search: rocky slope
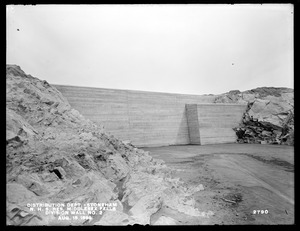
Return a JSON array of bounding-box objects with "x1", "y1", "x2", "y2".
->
[
  {"x1": 214, "y1": 88, "x2": 294, "y2": 145},
  {"x1": 6, "y1": 65, "x2": 210, "y2": 226}
]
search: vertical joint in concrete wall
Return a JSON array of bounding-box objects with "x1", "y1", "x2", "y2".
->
[
  {"x1": 196, "y1": 104, "x2": 248, "y2": 145},
  {"x1": 186, "y1": 104, "x2": 201, "y2": 145}
]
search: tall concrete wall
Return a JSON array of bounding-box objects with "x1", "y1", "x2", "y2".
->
[
  {"x1": 186, "y1": 104, "x2": 201, "y2": 145},
  {"x1": 54, "y1": 85, "x2": 217, "y2": 147},
  {"x1": 186, "y1": 104, "x2": 247, "y2": 145}
]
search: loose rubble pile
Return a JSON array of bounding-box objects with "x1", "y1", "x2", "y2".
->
[
  {"x1": 214, "y1": 88, "x2": 294, "y2": 145},
  {"x1": 6, "y1": 65, "x2": 211, "y2": 226}
]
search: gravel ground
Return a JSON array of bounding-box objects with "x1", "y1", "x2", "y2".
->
[{"x1": 143, "y1": 143, "x2": 294, "y2": 225}]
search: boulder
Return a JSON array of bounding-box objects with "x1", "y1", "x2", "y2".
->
[
  {"x1": 128, "y1": 194, "x2": 163, "y2": 225},
  {"x1": 94, "y1": 210, "x2": 132, "y2": 226},
  {"x1": 7, "y1": 183, "x2": 38, "y2": 204},
  {"x1": 187, "y1": 184, "x2": 205, "y2": 194},
  {"x1": 153, "y1": 216, "x2": 178, "y2": 225}
]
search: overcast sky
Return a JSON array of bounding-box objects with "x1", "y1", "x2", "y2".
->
[{"x1": 7, "y1": 4, "x2": 293, "y2": 95}]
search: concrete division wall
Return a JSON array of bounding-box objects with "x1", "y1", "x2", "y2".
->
[
  {"x1": 186, "y1": 104, "x2": 200, "y2": 145},
  {"x1": 186, "y1": 104, "x2": 247, "y2": 145},
  {"x1": 54, "y1": 85, "x2": 217, "y2": 147}
]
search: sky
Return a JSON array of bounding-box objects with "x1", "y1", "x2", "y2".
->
[{"x1": 6, "y1": 4, "x2": 293, "y2": 95}]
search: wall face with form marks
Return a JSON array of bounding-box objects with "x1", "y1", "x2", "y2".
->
[
  {"x1": 186, "y1": 104, "x2": 247, "y2": 145},
  {"x1": 186, "y1": 104, "x2": 201, "y2": 145},
  {"x1": 54, "y1": 84, "x2": 246, "y2": 147}
]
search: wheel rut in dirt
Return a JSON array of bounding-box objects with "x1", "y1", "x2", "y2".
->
[{"x1": 144, "y1": 144, "x2": 294, "y2": 224}]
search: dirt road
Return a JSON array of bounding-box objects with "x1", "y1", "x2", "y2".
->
[{"x1": 143, "y1": 144, "x2": 294, "y2": 225}]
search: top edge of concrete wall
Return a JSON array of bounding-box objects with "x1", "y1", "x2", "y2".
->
[
  {"x1": 186, "y1": 103, "x2": 248, "y2": 106},
  {"x1": 52, "y1": 84, "x2": 219, "y2": 98}
]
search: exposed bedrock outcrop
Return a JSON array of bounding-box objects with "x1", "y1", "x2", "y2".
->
[
  {"x1": 6, "y1": 65, "x2": 209, "y2": 226},
  {"x1": 214, "y1": 88, "x2": 294, "y2": 145}
]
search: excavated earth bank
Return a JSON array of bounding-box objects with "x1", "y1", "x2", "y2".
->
[{"x1": 6, "y1": 65, "x2": 213, "y2": 226}]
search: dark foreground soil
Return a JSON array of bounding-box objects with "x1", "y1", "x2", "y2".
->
[{"x1": 143, "y1": 144, "x2": 294, "y2": 225}]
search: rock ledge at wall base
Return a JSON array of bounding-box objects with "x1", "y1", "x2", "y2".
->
[{"x1": 215, "y1": 88, "x2": 294, "y2": 146}]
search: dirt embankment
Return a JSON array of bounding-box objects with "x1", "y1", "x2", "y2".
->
[{"x1": 6, "y1": 65, "x2": 211, "y2": 226}]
